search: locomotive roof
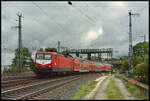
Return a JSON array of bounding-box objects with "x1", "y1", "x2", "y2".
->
[
  {"x1": 36, "y1": 51, "x2": 58, "y2": 54},
  {"x1": 36, "y1": 51, "x2": 73, "y2": 58}
]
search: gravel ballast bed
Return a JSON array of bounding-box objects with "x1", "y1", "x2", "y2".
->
[{"x1": 33, "y1": 73, "x2": 101, "y2": 100}]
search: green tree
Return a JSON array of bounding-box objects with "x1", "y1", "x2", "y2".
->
[
  {"x1": 133, "y1": 42, "x2": 149, "y2": 57},
  {"x1": 3, "y1": 67, "x2": 8, "y2": 74},
  {"x1": 38, "y1": 48, "x2": 44, "y2": 52},
  {"x1": 133, "y1": 56, "x2": 143, "y2": 67},
  {"x1": 12, "y1": 47, "x2": 32, "y2": 72},
  {"x1": 144, "y1": 54, "x2": 149, "y2": 63},
  {"x1": 45, "y1": 47, "x2": 57, "y2": 52},
  {"x1": 120, "y1": 58, "x2": 130, "y2": 72},
  {"x1": 132, "y1": 42, "x2": 149, "y2": 84},
  {"x1": 61, "y1": 50, "x2": 67, "y2": 55},
  {"x1": 11, "y1": 66, "x2": 17, "y2": 73},
  {"x1": 134, "y1": 63, "x2": 149, "y2": 84}
]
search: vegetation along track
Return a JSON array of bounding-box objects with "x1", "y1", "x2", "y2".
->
[{"x1": 1, "y1": 75, "x2": 82, "y2": 100}]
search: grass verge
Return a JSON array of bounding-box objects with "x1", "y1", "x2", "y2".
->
[
  {"x1": 106, "y1": 78, "x2": 124, "y2": 100},
  {"x1": 120, "y1": 78, "x2": 149, "y2": 100},
  {"x1": 71, "y1": 80, "x2": 97, "y2": 100},
  {"x1": 90, "y1": 76, "x2": 109, "y2": 100}
]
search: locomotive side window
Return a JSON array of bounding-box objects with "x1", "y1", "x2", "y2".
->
[
  {"x1": 37, "y1": 54, "x2": 43, "y2": 59},
  {"x1": 55, "y1": 55, "x2": 57, "y2": 60},
  {"x1": 44, "y1": 54, "x2": 51, "y2": 60}
]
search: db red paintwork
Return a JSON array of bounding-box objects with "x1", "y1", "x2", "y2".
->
[{"x1": 34, "y1": 52, "x2": 113, "y2": 77}]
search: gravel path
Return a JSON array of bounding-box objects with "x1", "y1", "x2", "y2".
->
[
  {"x1": 94, "y1": 77, "x2": 110, "y2": 100},
  {"x1": 113, "y1": 78, "x2": 136, "y2": 100},
  {"x1": 32, "y1": 73, "x2": 101, "y2": 100}
]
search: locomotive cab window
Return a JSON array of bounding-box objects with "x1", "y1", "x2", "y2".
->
[
  {"x1": 55, "y1": 55, "x2": 57, "y2": 60},
  {"x1": 36, "y1": 54, "x2": 43, "y2": 59},
  {"x1": 44, "y1": 54, "x2": 51, "y2": 60},
  {"x1": 36, "y1": 54, "x2": 51, "y2": 60}
]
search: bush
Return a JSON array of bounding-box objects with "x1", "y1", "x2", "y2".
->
[
  {"x1": 120, "y1": 58, "x2": 129, "y2": 73},
  {"x1": 144, "y1": 55, "x2": 149, "y2": 63},
  {"x1": 3, "y1": 67, "x2": 8, "y2": 74},
  {"x1": 23, "y1": 67, "x2": 30, "y2": 73},
  {"x1": 121, "y1": 78, "x2": 149, "y2": 100},
  {"x1": 134, "y1": 63, "x2": 149, "y2": 84},
  {"x1": 11, "y1": 66, "x2": 17, "y2": 73},
  {"x1": 133, "y1": 56, "x2": 143, "y2": 67},
  {"x1": 2, "y1": 66, "x2": 32, "y2": 74}
]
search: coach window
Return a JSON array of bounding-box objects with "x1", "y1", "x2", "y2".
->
[{"x1": 76, "y1": 63, "x2": 79, "y2": 66}]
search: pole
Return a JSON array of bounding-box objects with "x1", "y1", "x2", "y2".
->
[
  {"x1": 58, "y1": 41, "x2": 60, "y2": 53},
  {"x1": 129, "y1": 11, "x2": 132, "y2": 69},
  {"x1": 128, "y1": 11, "x2": 139, "y2": 69},
  {"x1": 17, "y1": 13, "x2": 23, "y2": 72},
  {"x1": 111, "y1": 48, "x2": 113, "y2": 65}
]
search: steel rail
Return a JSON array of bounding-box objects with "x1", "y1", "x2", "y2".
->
[
  {"x1": 2, "y1": 75, "x2": 36, "y2": 81},
  {"x1": 2, "y1": 75, "x2": 81, "y2": 100},
  {"x1": 1, "y1": 78, "x2": 41, "y2": 89}
]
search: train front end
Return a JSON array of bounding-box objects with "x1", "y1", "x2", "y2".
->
[{"x1": 34, "y1": 52, "x2": 53, "y2": 77}]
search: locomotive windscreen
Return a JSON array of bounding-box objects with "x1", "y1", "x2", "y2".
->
[
  {"x1": 36, "y1": 54, "x2": 51, "y2": 60},
  {"x1": 36, "y1": 53, "x2": 52, "y2": 65}
]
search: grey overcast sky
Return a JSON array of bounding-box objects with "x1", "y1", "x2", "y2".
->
[{"x1": 2, "y1": 1, "x2": 149, "y2": 65}]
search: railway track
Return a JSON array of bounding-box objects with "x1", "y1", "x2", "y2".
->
[
  {"x1": 1, "y1": 75, "x2": 81, "y2": 100},
  {"x1": 2, "y1": 77, "x2": 44, "y2": 89},
  {"x1": 2, "y1": 74, "x2": 36, "y2": 81},
  {"x1": 2, "y1": 74, "x2": 39, "y2": 89},
  {"x1": 2, "y1": 72, "x2": 34, "y2": 77},
  {"x1": 2, "y1": 73, "x2": 82, "y2": 89}
]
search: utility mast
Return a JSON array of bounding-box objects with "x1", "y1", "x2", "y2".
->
[
  {"x1": 17, "y1": 13, "x2": 23, "y2": 72},
  {"x1": 128, "y1": 11, "x2": 139, "y2": 68},
  {"x1": 58, "y1": 41, "x2": 60, "y2": 53}
]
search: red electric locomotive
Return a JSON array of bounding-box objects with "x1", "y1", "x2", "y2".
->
[
  {"x1": 34, "y1": 51, "x2": 113, "y2": 77},
  {"x1": 34, "y1": 52, "x2": 73, "y2": 77}
]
